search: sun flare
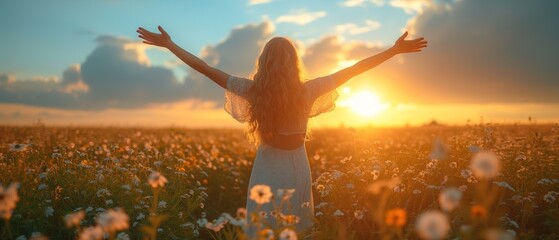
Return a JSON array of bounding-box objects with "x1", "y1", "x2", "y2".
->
[{"x1": 338, "y1": 87, "x2": 390, "y2": 117}]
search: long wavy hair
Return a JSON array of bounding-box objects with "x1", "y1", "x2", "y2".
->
[{"x1": 246, "y1": 37, "x2": 307, "y2": 144}]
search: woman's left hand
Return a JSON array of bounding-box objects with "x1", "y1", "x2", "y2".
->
[{"x1": 392, "y1": 31, "x2": 428, "y2": 54}]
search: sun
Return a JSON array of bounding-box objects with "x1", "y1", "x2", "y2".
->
[{"x1": 338, "y1": 87, "x2": 390, "y2": 117}]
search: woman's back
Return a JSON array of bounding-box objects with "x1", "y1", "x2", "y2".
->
[{"x1": 224, "y1": 74, "x2": 339, "y2": 149}]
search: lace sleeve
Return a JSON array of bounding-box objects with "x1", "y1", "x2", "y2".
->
[
  {"x1": 305, "y1": 75, "x2": 339, "y2": 118},
  {"x1": 224, "y1": 75, "x2": 252, "y2": 123}
]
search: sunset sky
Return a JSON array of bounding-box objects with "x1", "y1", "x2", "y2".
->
[{"x1": 1, "y1": 0, "x2": 558, "y2": 128}]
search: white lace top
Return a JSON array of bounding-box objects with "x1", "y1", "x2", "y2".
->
[{"x1": 224, "y1": 75, "x2": 339, "y2": 135}]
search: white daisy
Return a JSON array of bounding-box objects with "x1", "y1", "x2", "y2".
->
[
  {"x1": 415, "y1": 210, "x2": 450, "y2": 240},
  {"x1": 9, "y1": 143, "x2": 28, "y2": 152},
  {"x1": 279, "y1": 228, "x2": 297, "y2": 240},
  {"x1": 97, "y1": 208, "x2": 130, "y2": 232},
  {"x1": 148, "y1": 172, "x2": 168, "y2": 189},
  {"x1": 470, "y1": 151, "x2": 500, "y2": 179},
  {"x1": 249, "y1": 185, "x2": 272, "y2": 205},
  {"x1": 438, "y1": 188, "x2": 462, "y2": 212}
]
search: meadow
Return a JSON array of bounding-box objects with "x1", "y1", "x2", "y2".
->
[{"x1": 0, "y1": 123, "x2": 558, "y2": 239}]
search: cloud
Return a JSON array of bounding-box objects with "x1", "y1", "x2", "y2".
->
[
  {"x1": 299, "y1": 35, "x2": 389, "y2": 86},
  {"x1": 0, "y1": 73, "x2": 16, "y2": 87},
  {"x1": 182, "y1": 20, "x2": 276, "y2": 102},
  {"x1": 344, "y1": 41, "x2": 385, "y2": 60},
  {"x1": 301, "y1": 36, "x2": 346, "y2": 77},
  {"x1": 341, "y1": 0, "x2": 385, "y2": 7},
  {"x1": 381, "y1": 0, "x2": 559, "y2": 103},
  {"x1": 389, "y1": 0, "x2": 435, "y2": 14},
  {"x1": 60, "y1": 64, "x2": 89, "y2": 94},
  {"x1": 0, "y1": 35, "x2": 187, "y2": 109},
  {"x1": 340, "y1": 0, "x2": 367, "y2": 7},
  {"x1": 340, "y1": 0, "x2": 436, "y2": 12},
  {"x1": 302, "y1": 0, "x2": 559, "y2": 104},
  {"x1": 0, "y1": 64, "x2": 88, "y2": 108},
  {"x1": 0, "y1": 72, "x2": 82, "y2": 109},
  {"x1": 336, "y1": 20, "x2": 381, "y2": 35},
  {"x1": 276, "y1": 9, "x2": 327, "y2": 25},
  {"x1": 79, "y1": 35, "x2": 186, "y2": 108},
  {"x1": 249, "y1": 0, "x2": 271, "y2": 5},
  {"x1": 371, "y1": 0, "x2": 385, "y2": 6}
]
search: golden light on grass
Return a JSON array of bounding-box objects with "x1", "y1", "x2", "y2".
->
[{"x1": 337, "y1": 87, "x2": 390, "y2": 117}]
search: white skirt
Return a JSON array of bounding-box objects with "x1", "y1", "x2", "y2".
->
[{"x1": 244, "y1": 143, "x2": 315, "y2": 236}]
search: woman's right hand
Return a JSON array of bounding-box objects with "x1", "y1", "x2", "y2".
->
[
  {"x1": 137, "y1": 25, "x2": 173, "y2": 48},
  {"x1": 392, "y1": 31, "x2": 428, "y2": 54}
]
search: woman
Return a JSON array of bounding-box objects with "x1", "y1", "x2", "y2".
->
[{"x1": 137, "y1": 26, "x2": 427, "y2": 236}]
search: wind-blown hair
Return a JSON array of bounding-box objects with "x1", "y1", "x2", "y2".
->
[{"x1": 246, "y1": 37, "x2": 307, "y2": 144}]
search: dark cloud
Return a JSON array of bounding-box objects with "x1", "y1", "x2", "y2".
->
[
  {"x1": 0, "y1": 72, "x2": 81, "y2": 109},
  {"x1": 60, "y1": 64, "x2": 89, "y2": 94},
  {"x1": 293, "y1": 0, "x2": 559, "y2": 104},
  {"x1": 80, "y1": 35, "x2": 185, "y2": 108},
  {"x1": 380, "y1": 0, "x2": 559, "y2": 103},
  {"x1": 61, "y1": 65, "x2": 82, "y2": 86},
  {"x1": 0, "y1": 35, "x2": 187, "y2": 109},
  {"x1": 0, "y1": 73, "x2": 15, "y2": 86}
]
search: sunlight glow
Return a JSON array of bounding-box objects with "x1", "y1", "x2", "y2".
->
[
  {"x1": 335, "y1": 60, "x2": 358, "y2": 72},
  {"x1": 338, "y1": 88, "x2": 390, "y2": 117}
]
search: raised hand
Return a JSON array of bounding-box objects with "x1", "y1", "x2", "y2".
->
[
  {"x1": 137, "y1": 26, "x2": 173, "y2": 48},
  {"x1": 392, "y1": 31, "x2": 428, "y2": 54}
]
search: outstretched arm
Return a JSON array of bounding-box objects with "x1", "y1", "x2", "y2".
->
[
  {"x1": 330, "y1": 31, "x2": 427, "y2": 87},
  {"x1": 137, "y1": 26, "x2": 229, "y2": 89}
]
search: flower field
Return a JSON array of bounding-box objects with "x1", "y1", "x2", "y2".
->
[{"x1": 1, "y1": 124, "x2": 558, "y2": 239}]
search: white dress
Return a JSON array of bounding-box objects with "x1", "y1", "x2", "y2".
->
[{"x1": 224, "y1": 75, "x2": 338, "y2": 236}]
